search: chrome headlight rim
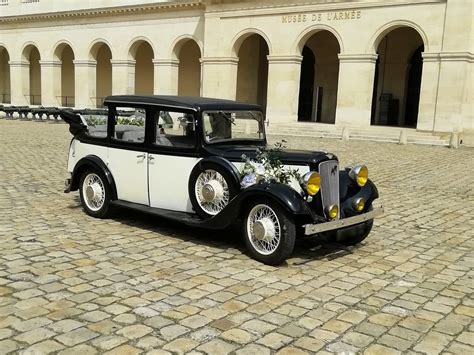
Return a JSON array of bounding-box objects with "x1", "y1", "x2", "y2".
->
[
  {"x1": 349, "y1": 164, "x2": 369, "y2": 187},
  {"x1": 301, "y1": 171, "x2": 321, "y2": 196},
  {"x1": 352, "y1": 197, "x2": 366, "y2": 212}
]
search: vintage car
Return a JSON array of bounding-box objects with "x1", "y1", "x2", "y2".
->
[{"x1": 61, "y1": 95, "x2": 383, "y2": 265}]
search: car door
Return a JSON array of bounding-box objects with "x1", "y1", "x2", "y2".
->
[
  {"x1": 148, "y1": 109, "x2": 200, "y2": 213},
  {"x1": 106, "y1": 105, "x2": 149, "y2": 205}
]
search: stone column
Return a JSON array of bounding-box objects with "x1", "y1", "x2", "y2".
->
[
  {"x1": 110, "y1": 60, "x2": 135, "y2": 96},
  {"x1": 335, "y1": 54, "x2": 378, "y2": 127},
  {"x1": 73, "y1": 60, "x2": 96, "y2": 108},
  {"x1": 265, "y1": 55, "x2": 303, "y2": 124},
  {"x1": 8, "y1": 60, "x2": 29, "y2": 106},
  {"x1": 201, "y1": 57, "x2": 239, "y2": 100},
  {"x1": 153, "y1": 59, "x2": 179, "y2": 95},
  {"x1": 40, "y1": 60, "x2": 61, "y2": 107},
  {"x1": 417, "y1": 52, "x2": 440, "y2": 131}
]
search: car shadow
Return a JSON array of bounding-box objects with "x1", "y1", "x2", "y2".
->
[{"x1": 105, "y1": 206, "x2": 359, "y2": 265}]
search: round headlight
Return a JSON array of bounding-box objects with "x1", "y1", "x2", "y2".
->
[
  {"x1": 349, "y1": 165, "x2": 369, "y2": 187},
  {"x1": 353, "y1": 197, "x2": 365, "y2": 212},
  {"x1": 302, "y1": 172, "x2": 320, "y2": 196},
  {"x1": 326, "y1": 205, "x2": 339, "y2": 220}
]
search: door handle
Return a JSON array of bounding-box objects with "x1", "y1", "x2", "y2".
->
[
  {"x1": 136, "y1": 153, "x2": 146, "y2": 159},
  {"x1": 148, "y1": 156, "x2": 155, "y2": 161}
]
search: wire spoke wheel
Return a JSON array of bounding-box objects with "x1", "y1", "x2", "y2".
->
[
  {"x1": 247, "y1": 204, "x2": 281, "y2": 255},
  {"x1": 82, "y1": 173, "x2": 106, "y2": 212},
  {"x1": 195, "y1": 169, "x2": 230, "y2": 215}
]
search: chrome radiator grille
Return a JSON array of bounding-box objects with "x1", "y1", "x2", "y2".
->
[{"x1": 319, "y1": 160, "x2": 340, "y2": 219}]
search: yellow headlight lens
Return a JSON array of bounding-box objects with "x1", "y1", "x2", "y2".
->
[
  {"x1": 353, "y1": 198, "x2": 365, "y2": 212},
  {"x1": 350, "y1": 165, "x2": 369, "y2": 187},
  {"x1": 327, "y1": 205, "x2": 339, "y2": 219},
  {"x1": 303, "y1": 172, "x2": 321, "y2": 196}
]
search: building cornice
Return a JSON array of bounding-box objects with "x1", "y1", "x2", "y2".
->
[
  {"x1": 422, "y1": 52, "x2": 474, "y2": 63},
  {"x1": 267, "y1": 55, "x2": 303, "y2": 64},
  {"x1": 0, "y1": 1, "x2": 203, "y2": 24},
  {"x1": 200, "y1": 57, "x2": 239, "y2": 65},
  {"x1": 338, "y1": 54, "x2": 378, "y2": 63}
]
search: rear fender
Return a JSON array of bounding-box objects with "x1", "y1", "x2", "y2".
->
[{"x1": 70, "y1": 155, "x2": 117, "y2": 199}]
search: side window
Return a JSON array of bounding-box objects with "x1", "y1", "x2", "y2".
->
[
  {"x1": 155, "y1": 110, "x2": 196, "y2": 148},
  {"x1": 113, "y1": 107, "x2": 146, "y2": 143},
  {"x1": 81, "y1": 110, "x2": 108, "y2": 138}
]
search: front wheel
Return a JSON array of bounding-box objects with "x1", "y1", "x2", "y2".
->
[
  {"x1": 243, "y1": 199, "x2": 296, "y2": 265},
  {"x1": 79, "y1": 169, "x2": 111, "y2": 218}
]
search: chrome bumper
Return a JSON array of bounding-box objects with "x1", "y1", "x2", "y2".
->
[{"x1": 304, "y1": 206, "x2": 384, "y2": 235}]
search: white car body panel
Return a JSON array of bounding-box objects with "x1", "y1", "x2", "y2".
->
[
  {"x1": 148, "y1": 154, "x2": 201, "y2": 213},
  {"x1": 107, "y1": 146, "x2": 149, "y2": 205},
  {"x1": 67, "y1": 140, "x2": 108, "y2": 173}
]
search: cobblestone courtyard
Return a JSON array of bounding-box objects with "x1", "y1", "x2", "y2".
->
[{"x1": 0, "y1": 120, "x2": 473, "y2": 354}]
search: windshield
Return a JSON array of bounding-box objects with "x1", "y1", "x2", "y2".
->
[{"x1": 203, "y1": 110, "x2": 265, "y2": 144}]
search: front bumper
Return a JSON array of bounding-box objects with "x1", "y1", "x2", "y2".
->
[{"x1": 303, "y1": 206, "x2": 384, "y2": 235}]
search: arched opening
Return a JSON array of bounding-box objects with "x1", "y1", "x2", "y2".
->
[
  {"x1": 55, "y1": 44, "x2": 75, "y2": 107},
  {"x1": 0, "y1": 47, "x2": 10, "y2": 104},
  {"x1": 297, "y1": 31, "x2": 340, "y2": 123},
  {"x1": 177, "y1": 40, "x2": 201, "y2": 97},
  {"x1": 235, "y1": 34, "x2": 269, "y2": 113},
  {"x1": 91, "y1": 42, "x2": 112, "y2": 108},
  {"x1": 370, "y1": 27, "x2": 424, "y2": 127},
  {"x1": 131, "y1": 41, "x2": 154, "y2": 95},
  {"x1": 22, "y1": 45, "x2": 41, "y2": 105}
]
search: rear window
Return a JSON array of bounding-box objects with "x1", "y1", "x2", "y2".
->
[{"x1": 81, "y1": 110, "x2": 108, "y2": 138}]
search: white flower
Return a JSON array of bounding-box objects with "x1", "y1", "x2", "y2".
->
[
  {"x1": 241, "y1": 173, "x2": 257, "y2": 188},
  {"x1": 255, "y1": 163, "x2": 265, "y2": 176}
]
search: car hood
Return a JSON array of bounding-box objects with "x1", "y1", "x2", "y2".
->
[{"x1": 203, "y1": 145, "x2": 337, "y2": 167}]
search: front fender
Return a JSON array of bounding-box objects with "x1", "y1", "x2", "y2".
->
[
  {"x1": 70, "y1": 155, "x2": 117, "y2": 199},
  {"x1": 339, "y1": 169, "x2": 379, "y2": 218}
]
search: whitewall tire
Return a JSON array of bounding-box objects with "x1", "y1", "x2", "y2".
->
[{"x1": 79, "y1": 169, "x2": 111, "y2": 218}]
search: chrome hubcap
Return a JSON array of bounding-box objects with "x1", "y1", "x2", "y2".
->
[
  {"x1": 247, "y1": 204, "x2": 281, "y2": 255},
  {"x1": 82, "y1": 173, "x2": 105, "y2": 212},
  {"x1": 195, "y1": 170, "x2": 230, "y2": 215}
]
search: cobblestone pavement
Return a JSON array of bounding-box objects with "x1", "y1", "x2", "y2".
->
[{"x1": 0, "y1": 119, "x2": 473, "y2": 355}]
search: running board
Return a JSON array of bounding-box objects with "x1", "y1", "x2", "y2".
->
[{"x1": 110, "y1": 200, "x2": 206, "y2": 227}]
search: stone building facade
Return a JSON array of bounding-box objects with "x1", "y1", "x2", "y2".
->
[{"x1": 0, "y1": 0, "x2": 472, "y2": 133}]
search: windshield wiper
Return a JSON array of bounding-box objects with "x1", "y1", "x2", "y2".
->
[{"x1": 218, "y1": 111, "x2": 236, "y2": 125}]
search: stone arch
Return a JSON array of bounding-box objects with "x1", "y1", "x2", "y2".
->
[
  {"x1": 52, "y1": 40, "x2": 76, "y2": 61},
  {"x1": 234, "y1": 31, "x2": 270, "y2": 111},
  {"x1": 128, "y1": 37, "x2": 155, "y2": 95},
  {"x1": 52, "y1": 41, "x2": 75, "y2": 107},
  {"x1": 89, "y1": 39, "x2": 114, "y2": 60},
  {"x1": 89, "y1": 40, "x2": 113, "y2": 107},
  {"x1": 370, "y1": 25, "x2": 425, "y2": 127},
  {"x1": 171, "y1": 37, "x2": 202, "y2": 97},
  {"x1": 0, "y1": 45, "x2": 11, "y2": 103},
  {"x1": 170, "y1": 34, "x2": 203, "y2": 60},
  {"x1": 296, "y1": 28, "x2": 341, "y2": 123},
  {"x1": 21, "y1": 43, "x2": 42, "y2": 105},
  {"x1": 368, "y1": 20, "x2": 429, "y2": 54},
  {"x1": 231, "y1": 28, "x2": 273, "y2": 57},
  {"x1": 127, "y1": 36, "x2": 156, "y2": 60},
  {"x1": 295, "y1": 24, "x2": 344, "y2": 55}
]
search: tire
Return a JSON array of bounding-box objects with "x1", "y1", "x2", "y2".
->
[
  {"x1": 79, "y1": 168, "x2": 111, "y2": 218},
  {"x1": 189, "y1": 161, "x2": 240, "y2": 219},
  {"x1": 243, "y1": 199, "x2": 296, "y2": 265}
]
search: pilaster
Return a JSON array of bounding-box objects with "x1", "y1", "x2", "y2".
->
[
  {"x1": 335, "y1": 54, "x2": 378, "y2": 127},
  {"x1": 265, "y1": 55, "x2": 303, "y2": 124},
  {"x1": 153, "y1": 59, "x2": 179, "y2": 95},
  {"x1": 201, "y1": 57, "x2": 239, "y2": 100},
  {"x1": 110, "y1": 59, "x2": 135, "y2": 96},
  {"x1": 8, "y1": 60, "x2": 29, "y2": 106},
  {"x1": 73, "y1": 59, "x2": 96, "y2": 108},
  {"x1": 39, "y1": 60, "x2": 61, "y2": 107}
]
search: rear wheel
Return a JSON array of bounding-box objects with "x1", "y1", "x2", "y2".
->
[
  {"x1": 79, "y1": 169, "x2": 111, "y2": 218},
  {"x1": 243, "y1": 199, "x2": 296, "y2": 265}
]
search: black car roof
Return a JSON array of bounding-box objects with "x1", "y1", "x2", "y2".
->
[{"x1": 104, "y1": 95, "x2": 262, "y2": 112}]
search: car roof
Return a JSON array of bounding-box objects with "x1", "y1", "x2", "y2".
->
[{"x1": 104, "y1": 95, "x2": 262, "y2": 112}]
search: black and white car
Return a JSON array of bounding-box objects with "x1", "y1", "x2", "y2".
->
[{"x1": 61, "y1": 95, "x2": 383, "y2": 265}]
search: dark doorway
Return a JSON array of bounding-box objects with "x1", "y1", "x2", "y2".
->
[
  {"x1": 405, "y1": 46, "x2": 423, "y2": 128},
  {"x1": 298, "y1": 46, "x2": 315, "y2": 121}
]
